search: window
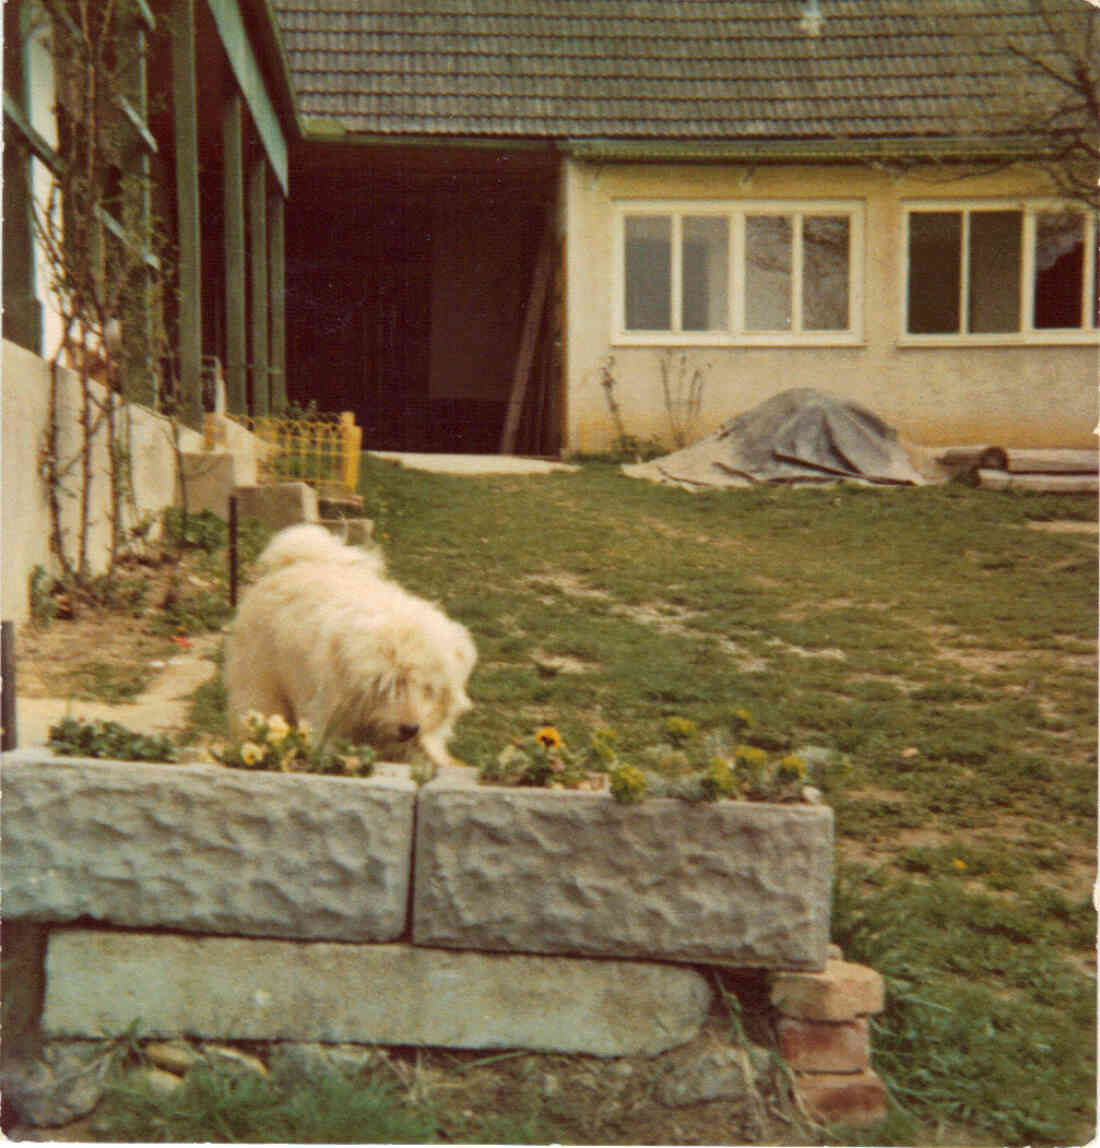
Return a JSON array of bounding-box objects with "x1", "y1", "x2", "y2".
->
[
  {"x1": 904, "y1": 202, "x2": 1098, "y2": 341},
  {"x1": 615, "y1": 200, "x2": 862, "y2": 344}
]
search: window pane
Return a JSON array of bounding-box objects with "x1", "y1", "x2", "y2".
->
[
  {"x1": 907, "y1": 212, "x2": 961, "y2": 333},
  {"x1": 682, "y1": 216, "x2": 729, "y2": 331},
  {"x1": 745, "y1": 215, "x2": 792, "y2": 330},
  {"x1": 624, "y1": 215, "x2": 671, "y2": 330},
  {"x1": 968, "y1": 210, "x2": 1021, "y2": 333},
  {"x1": 803, "y1": 215, "x2": 850, "y2": 330},
  {"x1": 1034, "y1": 212, "x2": 1084, "y2": 329}
]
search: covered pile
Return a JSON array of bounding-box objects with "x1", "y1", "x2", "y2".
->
[{"x1": 624, "y1": 389, "x2": 925, "y2": 488}]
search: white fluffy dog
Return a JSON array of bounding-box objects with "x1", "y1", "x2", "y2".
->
[{"x1": 225, "y1": 524, "x2": 476, "y2": 767}]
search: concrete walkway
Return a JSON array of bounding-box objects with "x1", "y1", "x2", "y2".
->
[
  {"x1": 15, "y1": 634, "x2": 221, "y2": 750},
  {"x1": 369, "y1": 452, "x2": 577, "y2": 475}
]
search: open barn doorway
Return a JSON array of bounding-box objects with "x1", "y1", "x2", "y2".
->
[{"x1": 284, "y1": 144, "x2": 561, "y2": 454}]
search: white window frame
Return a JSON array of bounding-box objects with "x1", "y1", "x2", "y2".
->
[
  {"x1": 612, "y1": 198, "x2": 865, "y2": 347},
  {"x1": 901, "y1": 199, "x2": 1100, "y2": 346}
]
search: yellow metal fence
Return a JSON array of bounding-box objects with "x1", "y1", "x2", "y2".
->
[{"x1": 215, "y1": 410, "x2": 363, "y2": 504}]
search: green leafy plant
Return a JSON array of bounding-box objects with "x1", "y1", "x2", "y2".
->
[
  {"x1": 48, "y1": 716, "x2": 179, "y2": 762},
  {"x1": 608, "y1": 762, "x2": 648, "y2": 803},
  {"x1": 477, "y1": 725, "x2": 610, "y2": 791},
  {"x1": 29, "y1": 565, "x2": 58, "y2": 627},
  {"x1": 214, "y1": 710, "x2": 375, "y2": 778},
  {"x1": 162, "y1": 507, "x2": 228, "y2": 554}
]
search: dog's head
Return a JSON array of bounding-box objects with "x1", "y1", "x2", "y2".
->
[{"x1": 350, "y1": 651, "x2": 474, "y2": 765}]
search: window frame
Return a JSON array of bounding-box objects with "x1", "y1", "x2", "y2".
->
[
  {"x1": 900, "y1": 199, "x2": 1100, "y2": 346},
  {"x1": 612, "y1": 198, "x2": 865, "y2": 347}
]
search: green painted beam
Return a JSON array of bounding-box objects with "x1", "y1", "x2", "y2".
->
[
  {"x1": 268, "y1": 188, "x2": 286, "y2": 414},
  {"x1": 223, "y1": 91, "x2": 246, "y2": 414},
  {"x1": 206, "y1": 0, "x2": 287, "y2": 194},
  {"x1": 563, "y1": 135, "x2": 1055, "y2": 164},
  {"x1": 3, "y1": 92, "x2": 63, "y2": 173},
  {"x1": 171, "y1": 0, "x2": 203, "y2": 427},
  {"x1": 249, "y1": 156, "x2": 269, "y2": 417}
]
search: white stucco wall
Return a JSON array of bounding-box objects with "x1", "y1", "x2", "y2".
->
[
  {"x1": 562, "y1": 158, "x2": 1100, "y2": 453},
  {"x1": 1, "y1": 340, "x2": 208, "y2": 627}
]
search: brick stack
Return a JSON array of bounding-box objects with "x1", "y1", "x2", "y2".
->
[{"x1": 769, "y1": 953, "x2": 888, "y2": 1127}]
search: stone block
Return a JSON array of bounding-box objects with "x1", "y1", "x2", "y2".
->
[
  {"x1": 179, "y1": 451, "x2": 239, "y2": 520},
  {"x1": 793, "y1": 1068, "x2": 888, "y2": 1127},
  {"x1": 42, "y1": 931, "x2": 711, "y2": 1058},
  {"x1": 656, "y1": 1032, "x2": 770, "y2": 1107},
  {"x1": 770, "y1": 960, "x2": 885, "y2": 1021},
  {"x1": 231, "y1": 482, "x2": 319, "y2": 529},
  {"x1": 0, "y1": 1040, "x2": 113, "y2": 1127},
  {"x1": 413, "y1": 776, "x2": 833, "y2": 968},
  {"x1": 775, "y1": 1016, "x2": 870, "y2": 1074},
  {"x1": 1, "y1": 752, "x2": 415, "y2": 942}
]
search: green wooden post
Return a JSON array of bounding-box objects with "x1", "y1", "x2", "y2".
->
[
  {"x1": 2, "y1": 1, "x2": 43, "y2": 353},
  {"x1": 249, "y1": 156, "x2": 269, "y2": 417},
  {"x1": 268, "y1": 187, "x2": 286, "y2": 414},
  {"x1": 223, "y1": 90, "x2": 246, "y2": 414},
  {"x1": 170, "y1": 0, "x2": 202, "y2": 426},
  {"x1": 120, "y1": 3, "x2": 157, "y2": 408}
]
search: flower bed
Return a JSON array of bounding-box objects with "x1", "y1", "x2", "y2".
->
[{"x1": 4, "y1": 742, "x2": 833, "y2": 968}]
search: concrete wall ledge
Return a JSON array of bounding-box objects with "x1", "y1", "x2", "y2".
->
[
  {"x1": 415, "y1": 774, "x2": 834, "y2": 969},
  {"x1": 0, "y1": 751, "x2": 416, "y2": 943},
  {"x1": 41, "y1": 931, "x2": 712, "y2": 1058},
  {"x1": 3, "y1": 752, "x2": 833, "y2": 968}
]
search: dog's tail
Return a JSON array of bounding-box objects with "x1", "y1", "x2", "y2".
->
[{"x1": 256, "y1": 523, "x2": 386, "y2": 576}]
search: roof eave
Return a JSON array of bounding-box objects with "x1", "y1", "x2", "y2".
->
[
  {"x1": 296, "y1": 119, "x2": 1057, "y2": 165},
  {"x1": 562, "y1": 135, "x2": 1058, "y2": 163}
]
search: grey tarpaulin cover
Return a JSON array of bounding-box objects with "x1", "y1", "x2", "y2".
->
[{"x1": 624, "y1": 388, "x2": 925, "y2": 488}]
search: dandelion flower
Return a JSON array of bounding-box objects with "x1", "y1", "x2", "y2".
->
[
  {"x1": 240, "y1": 741, "x2": 264, "y2": 766},
  {"x1": 535, "y1": 726, "x2": 563, "y2": 750},
  {"x1": 664, "y1": 716, "x2": 698, "y2": 746},
  {"x1": 734, "y1": 745, "x2": 768, "y2": 765},
  {"x1": 777, "y1": 754, "x2": 807, "y2": 781},
  {"x1": 952, "y1": 858, "x2": 968, "y2": 871}
]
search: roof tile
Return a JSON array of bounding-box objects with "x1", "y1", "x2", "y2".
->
[{"x1": 271, "y1": 0, "x2": 1093, "y2": 144}]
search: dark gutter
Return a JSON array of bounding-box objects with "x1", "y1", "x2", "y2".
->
[{"x1": 563, "y1": 135, "x2": 1060, "y2": 163}]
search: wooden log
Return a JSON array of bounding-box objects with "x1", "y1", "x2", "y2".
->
[
  {"x1": 935, "y1": 446, "x2": 1008, "y2": 471},
  {"x1": 499, "y1": 216, "x2": 554, "y2": 455},
  {"x1": 1003, "y1": 448, "x2": 1099, "y2": 474},
  {"x1": 976, "y1": 470, "x2": 1098, "y2": 493}
]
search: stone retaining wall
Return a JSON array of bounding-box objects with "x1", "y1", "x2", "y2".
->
[
  {"x1": 3, "y1": 750, "x2": 889, "y2": 1127},
  {"x1": 3, "y1": 750, "x2": 833, "y2": 969},
  {"x1": 2, "y1": 749, "x2": 832, "y2": 1053}
]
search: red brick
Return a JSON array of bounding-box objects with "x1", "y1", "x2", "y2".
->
[
  {"x1": 794, "y1": 1068, "x2": 888, "y2": 1127},
  {"x1": 776, "y1": 1016, "x2": 870, "y2": 1073},
  {"x1": 770, "y1": 960, "x2": 885, "y2": 1021}
]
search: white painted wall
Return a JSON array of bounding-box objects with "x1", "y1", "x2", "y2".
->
[
  {"x1": 563, "y1": 158, "x2": 1099, "y2": 453},
  {"x1": 0, "y1": 340, "x2": 257, "y2": 628}
]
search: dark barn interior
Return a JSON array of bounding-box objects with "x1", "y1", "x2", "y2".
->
[{"x1": 284, "y1": 144, "x2": 561, "y2": 454}]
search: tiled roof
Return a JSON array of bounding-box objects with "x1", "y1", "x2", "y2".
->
[{"x1": 271, "y1": 1, "x2": 1093, "y2": 147}]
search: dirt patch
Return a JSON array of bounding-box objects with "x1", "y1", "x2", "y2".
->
[{"x1": 12, "y1": 550, "x2": 227, "y2": 747}]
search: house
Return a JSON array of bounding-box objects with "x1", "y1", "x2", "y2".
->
[
  {"x1": 270, "y1": 0, "x2": 1098, "y2": 455},
  {"x1": 2, "y1": 0, "x2": 297, "y2": 624},
  {"x1": 3, "y1": 0, "x2": 298, "y2": 419},
  {"x1": 4, "y1": 0, "x2": 1097, "y2": 469}
]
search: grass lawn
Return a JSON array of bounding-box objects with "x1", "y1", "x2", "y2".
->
[
  {"x1": 358, "y1": 457, "x2": 1097, "y2": 1146},
  {"x1": 43, "y1": 459, "x2": 1095, "y2": 1145}
]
